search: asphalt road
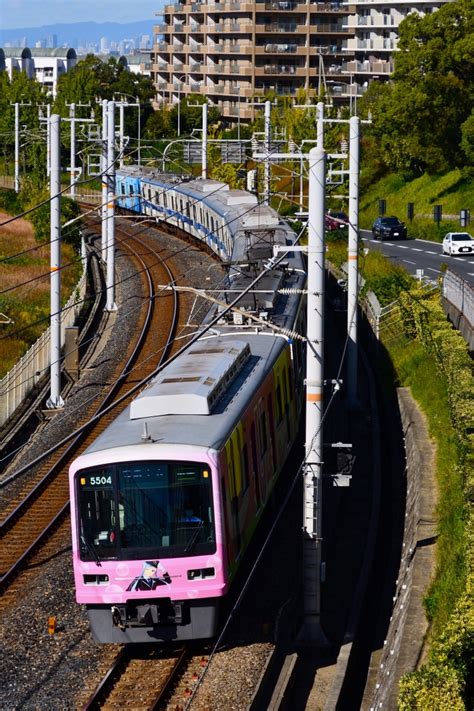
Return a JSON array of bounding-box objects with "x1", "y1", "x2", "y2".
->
[{"x1": 360, "y1": 229, "x2": 474, "y2": 285}]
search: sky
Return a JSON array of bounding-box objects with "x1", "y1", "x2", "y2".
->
[{"x1": 0, "y1": 0, "x2": 164, "y2": 29}]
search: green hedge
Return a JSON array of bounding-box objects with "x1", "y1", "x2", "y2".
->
[{"x1": 395, "y1": 289, "x2": 474, "y2": 709}]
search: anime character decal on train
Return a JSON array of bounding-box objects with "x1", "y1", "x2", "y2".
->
[{"x1": 126, "y1": 561, "x2": 171, "y2": 591}]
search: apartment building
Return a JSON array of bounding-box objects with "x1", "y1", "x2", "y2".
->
[
  {"x1": 152, "y1": 0, "x2": 355, "y2": 123},
  {"x1": 152, "y1": 0, "x2": 451, "y2": 121},
  {"x1": 342, "y1": 0, "x2": 449, "y2": 99}
]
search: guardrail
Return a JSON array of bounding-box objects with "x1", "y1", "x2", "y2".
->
[{"x1": 0, "y1": 255, "x2": 87, "y2": 429}]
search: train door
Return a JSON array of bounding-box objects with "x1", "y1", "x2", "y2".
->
[{"x1": 250, "y1": 422, "x2": 261, "y2": 510}]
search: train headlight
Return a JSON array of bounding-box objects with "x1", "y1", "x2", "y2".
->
[{"x1": 187, "y1": 567, "x2": 215, "y2": 580}]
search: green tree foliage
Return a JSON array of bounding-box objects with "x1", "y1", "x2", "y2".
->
[
  {"x1": 168, "y1": 94, "x2": 221, "y2": 137},
  {"x1": 0, "y1": 71, "x2": 50, "y2": 182},
  {"x1": 360, "y1": 0, "x2": 474, "y2": 174},
  {"x1": 54, "y1": 55, "x2": 156, "y2": 148}
]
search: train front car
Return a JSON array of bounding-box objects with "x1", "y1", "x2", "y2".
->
[
  {"x1": 70, "y1": 174, "x2": 307, "y2": 644},
  {"x1": 69, "y1": 421, "x2": 225, "y2": 644}
]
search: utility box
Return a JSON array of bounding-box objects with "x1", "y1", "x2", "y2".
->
[
  {"x1": 378, "y1": 199, "x2": 386, "y2": 216},
  {"x1": 433, "y1": 204, "x2": 442, "y2": 225},
  {"x1": 407, "y1": 202, "x2": 414, "y2": 221}
]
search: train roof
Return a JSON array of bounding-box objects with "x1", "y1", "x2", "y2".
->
[{"x1": 80, "y1": 331, "x2": 285, "y2": 456}]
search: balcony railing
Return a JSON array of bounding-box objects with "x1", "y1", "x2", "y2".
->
[{"x1": 264, "y1": 43, "x2": 298, "y2": 53}]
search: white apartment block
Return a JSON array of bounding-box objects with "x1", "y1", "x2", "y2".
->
[
  {"x1": 342, "y1": 0, "x2": 449, "y2": 98},
  {"x1": 0, "y1": 47, "x2": 77, "y2": 97}
]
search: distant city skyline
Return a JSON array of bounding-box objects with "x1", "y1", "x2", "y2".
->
[{"x1": 1, "y1": 0, "x2": 164, "y2": 30}]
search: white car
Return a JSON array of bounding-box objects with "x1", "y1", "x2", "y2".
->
[{"x1": 442, "y1": 232, "x2": 474, "y2": 256}]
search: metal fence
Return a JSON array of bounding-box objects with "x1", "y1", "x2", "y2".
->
[
  {"x1": 0, "y1": 259, "x2": 87, "y2": 428},
  {"x1": 442, "y1": 268, "x2": 474, "y2": 328}
]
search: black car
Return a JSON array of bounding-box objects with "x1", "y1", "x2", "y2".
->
[{"x1": 372, "y1": 216, "x2": 407, "y2": 240}]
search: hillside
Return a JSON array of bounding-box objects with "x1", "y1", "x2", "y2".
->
[{"x1": 359, "y1": 170, "x2": 474, "y2": 241}]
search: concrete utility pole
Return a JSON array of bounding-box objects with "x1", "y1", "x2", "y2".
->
[
  {"x1": 12, "y1": 102, "x2": 31, "y2": 192},
  {"x1": 202, "y1": 102, "x2": 208, "y2": 180},
  {"x1": 46, "y1": 114, "x2": 64, "y2": 409},
  {"x1": 101, "y1": 99, "x2": 108, "y2": 261},
  {"x1": 65, "y1": 102, "x2": 94, "y2": 200},
  {"x1": 106, "y1": 101, "x2": 117, "y2": 312},
  {"x1": 347, "y1": 115, "x2": 360, "y2": 405},
  {"x1": 317, "y1": 101, "x2": 324, "y2": 149},
  {"x1": 14, "y1": 103, "x2": 20, "y2": 193},
  {"x1": 188, "y1": 101, "x2": 209, "y2": 179},
  {"x1": 264, "y1": 100, "x2": 271, "y2": 205},
  {"x1": 300, "y1": 146, "x2": 327, "y2": 642}
]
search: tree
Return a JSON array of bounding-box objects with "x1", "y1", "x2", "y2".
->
[{"x1": 360, "y1": 0, "x2": 474, "y2": 174}]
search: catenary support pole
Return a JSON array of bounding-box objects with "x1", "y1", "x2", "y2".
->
[
  {"x1": 264, "y1": 100, "x2": 271, "y2": 205},
  {"x1": 14, "y1": 103, "x2": 20, "y2": 193},
  {"x1": 69, "y1": 102, "x2": 76, "y2": 199},
  {"x1": 46, "y1": 103, "x2": 51, "y2": 176},
  {"x1": 101, "y1": 99, "x2": 108, "y2": 261},
  {"x1": 202, "y1": 102, "x2": 208, "y2": 180},
  {"x1": 347, "y1": 115, "x2": 360, "y2": 406},
  {"x1": 119, "y1": 101, "x2": 125, "y2": 169},
  {"x1": 46, "y1": 114, "x2": 64, "y2": 409},
  {"x1": 299, "y1": 146, "x2": 327, "y2": 643},
  {"x1": 106, "y1": 101, "x2": 117, "y2": 312},
  {"x1": 317, "y1": 101, "x2": 324, "y2": 149}
]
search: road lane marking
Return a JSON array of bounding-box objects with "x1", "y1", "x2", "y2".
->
[
  {"x1": 411, "y1": 248, "x2": 423, "y2": 252},
  {"x1": 426, "y1": 251, "x2": 437, "y2": 255},
  {"x1": 402, "y1": 260, "x2": 416, "y2": 265},
  {"x1": 427, "y1": 267, "x2": 439, "y2": 273}
]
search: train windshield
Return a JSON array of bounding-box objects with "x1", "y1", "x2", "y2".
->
[{"x1": 76, "y1": 461, "x2": 215, "y2": 561}]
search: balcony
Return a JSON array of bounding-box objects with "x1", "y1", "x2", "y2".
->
[
  {"x1": 262, "y1": 23, "x2": 298, "y2": 32},
  {"x1": 264, "y1": 43, "x2": 298, "y2": 53}
]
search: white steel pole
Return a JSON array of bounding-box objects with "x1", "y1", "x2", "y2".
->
[
  {"x1": 106, "y1": 101, "x2": 117, "y2": 312},
  {"x1": 47, "y1": 114, "x2": 64, "y2": 409},
  {"x1": 14, "y1": 103, "x2": 20, "y2": 193},
  {"x1": 101, "y1": 99, "x2": 108, "y2": 261},
  {"x1": 46, "y1": 103, "x2": 51, "y2": 177},
  {"x1": 300, "y1": 153, "x2": 304, "y2": 212},
  {"x1": 317, "y1": 101, "x2": 324, "y2": 149},
  {"x1": 264, "y1": 99, "x2": 271, "y2": 205},
  {"x1": 300, "y1": 146, "x2": 326, "y2": 642},
  {"x1": 347, "y1": 115, "x2": 360, "y2": 405},
  {"x1": 69, "y1": 102, "x2": 76, "y2": 199},
  {"x1": 119, "y1": 101, "x2": 125, "y2": 169},
  {"x1": 202, "y1": 102, "x2": 208, "y2": 180},
  {"x1": 137, "y1": 99, "x2": 141, "y2": 167}
]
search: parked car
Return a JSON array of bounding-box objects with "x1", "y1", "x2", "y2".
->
[
  {"x1": 328, "y1": 210, "x2": 349, "y2": 223},
  {"x1": 372, "y1": 216, "x2": 407, "y2": 240},
  {"x1": 442, "y1": 232, "x2": 474, "y2": 256}
]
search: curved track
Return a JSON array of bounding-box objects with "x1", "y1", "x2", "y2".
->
[{"x1": 0, "y1": 219, "x2": 180, "y2": 597}]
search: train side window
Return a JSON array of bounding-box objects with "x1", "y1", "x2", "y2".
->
[
  {"x1": 128, "y1": 184, "x2": 133, "y2": 196},
  {"x1": 120, "y1": 183, "x2": 125, "y2": 195},
  {"x1": 260, "y1": 411, "x2": 268, "y2": 455}
]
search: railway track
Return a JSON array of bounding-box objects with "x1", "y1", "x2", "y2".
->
[
  {"x1": 0, "y1": 217, "x2": 181, "y2": 598},
  {"x1": 81, "y1": 644, "x2": 192, "y2": 710}
]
